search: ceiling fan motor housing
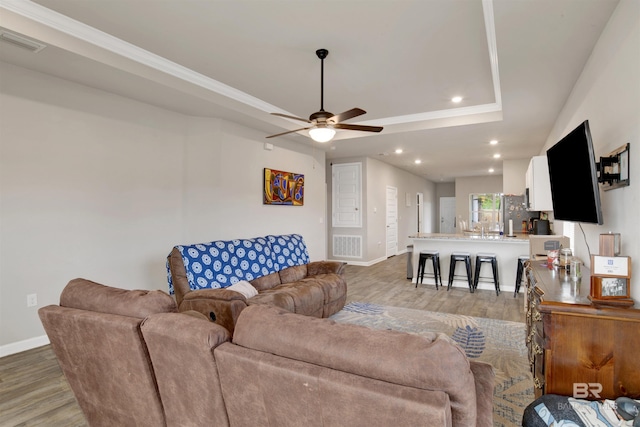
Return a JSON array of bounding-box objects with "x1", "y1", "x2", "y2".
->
[{"x1": 309, "y1": 110, "x2": 334, "y2": 124}]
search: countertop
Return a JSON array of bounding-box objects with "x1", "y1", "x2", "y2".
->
[{"x1": 410, "y1": 233, "x2": 529, "y2": 243}]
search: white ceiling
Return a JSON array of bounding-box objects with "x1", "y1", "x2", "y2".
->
[{"x1": 0, "y1": 0, "x2": 619, "y2": 182}]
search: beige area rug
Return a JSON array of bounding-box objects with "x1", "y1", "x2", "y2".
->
[{"x1": 330, "y1": 302, "x2": 534, "y2": 427}]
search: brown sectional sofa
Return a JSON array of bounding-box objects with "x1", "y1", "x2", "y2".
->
[
  {"x1": 40, "y1": 279, "x2": 495, "y2": 427},
  {"x1": 167, "y1": 234, "x2": 347, "y2": 334}
]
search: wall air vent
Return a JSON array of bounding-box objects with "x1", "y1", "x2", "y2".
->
[
  {"x1": 0, "y1": 30, "x2": 47, "y2": 53},
  {"x1": 333, "y1": 235, "x2": 362, "y2": 258}
]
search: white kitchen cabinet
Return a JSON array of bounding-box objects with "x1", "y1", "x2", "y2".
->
[{"x1": 525, "y1": 156, "x2": 553, "y2": 211}]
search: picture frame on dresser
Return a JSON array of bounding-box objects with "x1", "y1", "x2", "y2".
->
[{"x1": 589, "y1": 255, "x2": 633, "y2": 306}]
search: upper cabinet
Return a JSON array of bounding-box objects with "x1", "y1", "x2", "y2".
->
[{"x1": 525, "y1": 156, "x2": 553, "y2": 212}]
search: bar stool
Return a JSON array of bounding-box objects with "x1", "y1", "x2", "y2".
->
[
  {"x1": 447, "y1": 252, "x2": 474, "y2": 292},
  {"x1": 473, "y1": 253, "x2": 500, "y2": 295},
  {"x1": 514, "y1": 255, "x2": 529, "y2": 297},
  {"x1": 416, "y1": 250, "x2": 442, "y2": 289}
]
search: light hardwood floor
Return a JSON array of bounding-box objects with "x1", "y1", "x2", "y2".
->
[
  {"x1": 345, "y1": 253, "x2": 526, "y2": 323},
  {"x1": 0, "y1": 255, "x2": 525, "y2": 426}
]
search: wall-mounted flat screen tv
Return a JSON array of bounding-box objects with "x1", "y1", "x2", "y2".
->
[{"x1": 546, "y1": 120, "x2": 603, "y2": 225}]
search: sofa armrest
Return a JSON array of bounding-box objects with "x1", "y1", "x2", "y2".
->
[
  {"x1": 180, "y1": 289, "x2": 248, "y2": 335},
  {"x1": 470, "y1": 361, "x2": 495, "y2": 427},
  {"x1": 307, "y1": 261, "x2": 346, "y2": 276},
  {"x1": 141, "y1": 312, "x2": 231, "y2": 427},
  {"x1": 182, "y1": 288, "x2": 247, "y2": 303},
  {"x1": 167, "y1": 247, "x2": 191, "y2": 306}
]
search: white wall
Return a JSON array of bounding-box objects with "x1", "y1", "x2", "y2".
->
[
  {"x1": 0, "y1": 62, "x2": 327, "y2": 354},
  {"x1": 540, "y1": 0, "x2": 639, "y2": 301}
]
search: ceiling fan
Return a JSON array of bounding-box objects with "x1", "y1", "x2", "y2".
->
[{"x1": 266, "y1": 49, "x2": 383, "y2": 143}]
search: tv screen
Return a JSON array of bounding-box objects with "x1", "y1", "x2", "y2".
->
[{"x1": 546, "y1": 120, "x2": 603, "y2": 225}]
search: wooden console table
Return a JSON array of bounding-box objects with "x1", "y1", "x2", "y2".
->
[{"x1": 525, "y1": 260, "x2": 640, "y2": 399}]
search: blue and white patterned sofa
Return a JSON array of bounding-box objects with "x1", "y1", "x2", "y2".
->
[{"x1": 167, "y1": 234, "x2": 347, "y2": 335}]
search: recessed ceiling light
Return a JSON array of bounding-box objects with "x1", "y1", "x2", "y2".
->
[
  {"x1": 493, "y1": 153, "x2": 501, "y2": 159},
  {"x1": 452, "y1": 96, "x2": 463, "y2": 103},
  {"x1": 489, "y1": 168, "x2": 495, "y2": 173},
  {"x1": 490, "y1": 140, "x2": 498, "y2": 145},
  {"x1": 414, "y1": 159, "x2": 422, "y2": 164},
  {"x1": 395, "y1": 148, "x2": 403, "y2": 154}
]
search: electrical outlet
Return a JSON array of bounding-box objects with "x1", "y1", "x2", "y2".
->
[{"x1": 27, "y1": 293, "x2": 37, "y2": 307}]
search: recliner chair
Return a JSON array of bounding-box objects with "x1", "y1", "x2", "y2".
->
[{"x1": 38, "y1": 278, "x2": 178, "y2": 427}]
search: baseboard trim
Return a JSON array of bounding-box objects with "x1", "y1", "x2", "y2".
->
[
  {"x1": 331, "y1": 255, "x2": 390, "y2": 267},
  {"x1": 330, "y1": 251, "x2": 408, "y2": 267},
  {"x1": 0, "y1": 335, "x2": 49, "y2": 358}
]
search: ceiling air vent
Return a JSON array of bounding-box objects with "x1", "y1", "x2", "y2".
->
[{"x1": 0, "y1": 30, "x2": 47, "y2": 53}]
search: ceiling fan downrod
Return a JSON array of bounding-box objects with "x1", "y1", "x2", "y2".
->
[{"x1": 316, "y1": 49, "x2": 328, "y2": 113}]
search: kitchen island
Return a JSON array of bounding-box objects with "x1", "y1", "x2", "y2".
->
[{"x1": 410, "y1": 233, "x2": 529, "y2": 293}]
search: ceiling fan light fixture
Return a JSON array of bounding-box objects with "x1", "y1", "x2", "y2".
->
[{"x1": 309, "y1": 126, "x2": 336, "y2": 143}]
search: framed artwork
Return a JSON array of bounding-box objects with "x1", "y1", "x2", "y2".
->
[{"x1": 263, "y1": 168, "x2": 304, "y2": 206}]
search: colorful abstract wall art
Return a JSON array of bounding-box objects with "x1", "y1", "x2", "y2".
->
[{"x1": 263, "y1": 168, "x2": 304, "y2": 206}]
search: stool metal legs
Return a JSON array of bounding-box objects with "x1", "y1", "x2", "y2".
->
[
  {"x1": 514, "y1": 256, "x2": 528, "y2": 297},
  {"x1": 447, "y1": 254, "x2": 473, "y2": 293},
  {"x1": 473, "y1": 254, "x2": 500, "y2": 296},
  {"x1": 416, "y1": 252, "x2": 441, "y2": 289}
]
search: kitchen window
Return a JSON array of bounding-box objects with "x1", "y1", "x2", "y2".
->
[{"x1": 469, "y1": 193, "x2": 502, "y2": 227}]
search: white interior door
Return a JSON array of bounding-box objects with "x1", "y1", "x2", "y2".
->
[
  {"x1": 386, "y1": 186, "x2": 398, "y2": 257},
  {"x1": 416, "y1": 192, "x2": 424, "y2": 232},
  {"x1": 332, "y1": 163, "x2": 362, "y2": 228},
  {"x1": 439, "y1": 196, "x2": 456, "y2": 233}
]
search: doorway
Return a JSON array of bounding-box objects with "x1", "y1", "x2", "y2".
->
[
  {"x1": 386, "y1": 186, "x2": 398, "y2": 257},
  {"x1": 439, "y1": 196, "x2": 456, "y2": 234},
  {"x1": 331, "y1": 162, "x2": 362, "y2": 228},
  {"x1": 416, "y1": 192, "x2": 424, "y2": 232}
]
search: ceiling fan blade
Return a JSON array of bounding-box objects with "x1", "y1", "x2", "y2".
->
[
  {"x1": 271, "y1": 112, "x2": 311, "y2": 123},
  {"x1": 266, "y1": 126, "x2": 313, "y2": 139},
  {"x1": 334, "y1": 123, "x2": 383, "y2": 133},
  {"x1": 328, "y1": 108, "x2": 366, "y2": 124}
]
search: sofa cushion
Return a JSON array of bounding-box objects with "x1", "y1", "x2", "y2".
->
[
  {"x1": 249, "y1": 271, "x2": 282, "y2": 291},
  {"x1": 234, "y1": 304, "x2": 479, "y2": 427},
  {"x1": 177, "y1": 236, "x2": 276, "y2": 290},
  {"x1": 248, "y1": 282, "x2": 325, "y2": 318},
  {"x1": 278, "y1": 264, "x2": 308, "y2": 283}
]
